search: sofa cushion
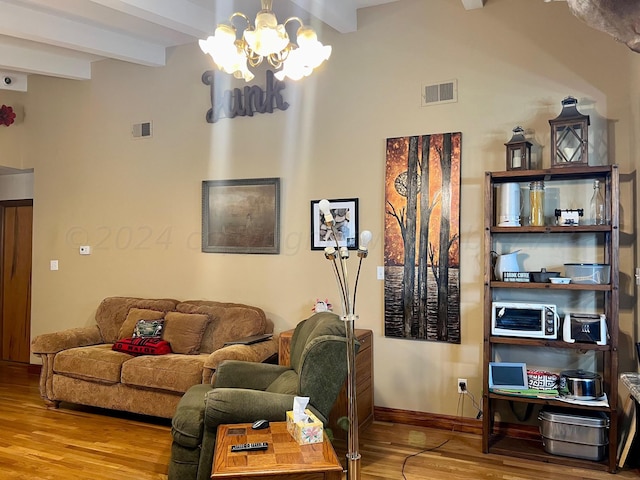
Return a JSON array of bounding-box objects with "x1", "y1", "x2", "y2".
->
[
  {"x1": 163, "y1": 312, "x2": 210, "y2": 354},
  {"x1": 176, "y1": 301, "x2": 267, "y2": 353},
  {"x1": 54, "y1": 344, "x2": 130, "y2": 383},
  {"x1": 96, "y1": 297, "x2": 179, "y2": 343},
  {"x1": 112, "y1": 337, "x2": 172, "y2": 355},
  {"x1": 118, "y1": 308, "x2": 165, "y2": 340},
  {"x1": 121, "y1": 354, "x2": 208, "y2": 393},
  {"x1": 265, "y1": 369, "x2": 298, "y2": 395},
  {"x1": 171, "y1": 384, "x2": 214, "y2": 448}
]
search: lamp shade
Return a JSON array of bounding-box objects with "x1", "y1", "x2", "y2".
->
[{"x1": 244, "y1": 11, "x2": 289, "y2": 57}]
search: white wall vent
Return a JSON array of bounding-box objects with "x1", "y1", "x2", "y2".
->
[
  {"x1": 132, "y1": 121, "x2": 152, "y2": 138},
  {"x1": 421, "y1": 79, "x2": 458, "y2": 107}
]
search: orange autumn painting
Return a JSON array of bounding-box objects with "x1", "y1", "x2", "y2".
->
[{"x1": 384, "y1": 133, "x2": 461, "y2": 343}]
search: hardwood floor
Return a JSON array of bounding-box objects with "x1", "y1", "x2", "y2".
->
[{"x1": 2, "y1": 361, "x2": 639, "y2": 479}]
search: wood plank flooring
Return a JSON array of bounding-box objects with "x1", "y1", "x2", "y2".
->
[{"x1": 1, "y1": 361, "x2": 639, "y2": 479}]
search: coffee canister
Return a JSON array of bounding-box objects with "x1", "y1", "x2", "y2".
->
[{"x1": 529, "y1": 180, "x2": 545, "y2": 226}]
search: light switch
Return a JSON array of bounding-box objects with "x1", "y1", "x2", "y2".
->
[
  {"x1": 50, "y1": 260, "x2": 59, "y2": 271},
  {"x1": 377, "y1": 266, "x2": 384, "y2": 280},
  {"x1": 80, "y1": 246, "x2": 91, "y2": 255}
]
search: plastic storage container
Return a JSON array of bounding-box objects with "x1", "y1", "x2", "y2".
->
[
  {"x1": 539, "y1": 408, "x2": 609, "y2": 461},
  {"x1": 564, "y1": 263, "x2": 611, "y2": 285}
]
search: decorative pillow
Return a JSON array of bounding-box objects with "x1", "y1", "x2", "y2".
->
[
  {"x1": 163, "y1": 312, "x2": 211, "y2": 355},
  {"x1": 133, "y1": 319, "x2": 164, "y2": 338},
  {"x1": 118, "y1": 308, "x2": 165, "y2": 340},
  {"x1": 112, "y1": 337, "x2": 172, "y2": 355}
]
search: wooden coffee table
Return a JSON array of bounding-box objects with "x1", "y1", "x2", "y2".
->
[{"x1": 212, "y1": 421, "x2": 343, "y2": 479}]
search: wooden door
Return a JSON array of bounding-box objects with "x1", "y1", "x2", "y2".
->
[{"x1": 0, "y1": 201, "x2": 33, "y2": 363}]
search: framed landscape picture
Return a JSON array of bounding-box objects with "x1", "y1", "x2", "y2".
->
[
  {"x1": 310, "y1": 198, "x2": 359, "y2": 250},
  {"x1": 202, "y1": 178, "x2": 280, "y2": 254}
]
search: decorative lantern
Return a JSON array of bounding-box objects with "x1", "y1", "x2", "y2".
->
[
  {"x1": 505, "y1": 126, "x2": 532, "y2": 171},
  {"x1": 549, "y1": 96, "x2": 590, "y2": 168}
]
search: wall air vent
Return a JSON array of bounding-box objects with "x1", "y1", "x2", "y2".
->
[
  {"x1": 132, "y1": 121, "x2": 152, "y2": 138},
  {"x1": 421, "y1": 79, "x2": 458, "y2": 107}
]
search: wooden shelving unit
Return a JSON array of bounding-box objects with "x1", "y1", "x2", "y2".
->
[{"x1": 483, "y1": 165, "x2": 619, "y2": 473}]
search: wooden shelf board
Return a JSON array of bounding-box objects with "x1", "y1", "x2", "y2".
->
[
  {"x1": 487, "y1": 392, "x2": 614, "y2": 412},
  {"x1": 488, "y1": 435, "x2": 610, "y2": 472},
  {"x1": 490, "y1": 281, "x2": 611, "y2": 291},
  {"x1": 488, "y1": 336, "x2": 611, "y2": 351}
]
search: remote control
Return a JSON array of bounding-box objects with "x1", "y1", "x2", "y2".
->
[{"x1": 230, "y1": 442, "x2": 269, "y2": 452}]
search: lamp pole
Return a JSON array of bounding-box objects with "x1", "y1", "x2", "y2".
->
[{"x1": 318, "y1": 200, "x2": 370, "y2": 480}]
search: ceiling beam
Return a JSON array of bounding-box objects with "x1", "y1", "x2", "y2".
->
[
  {"x1": 290, "y1": 0, "x2": 358, "y2": 33},
  {"x1": 88, "y1": 0, "x2": 216, "y2": 38},
  {"x1": 461, "y1": 0, "x2": 485, "y2": 10},
  {"x1": 0, "y1": 43, "x2": 91, "y2": 80},
  {"x1": 0, "y1": 71, "x2": 28, "y2": 92},
  {"x1": 0, "y1": 0, "x2": 166, "y2": 67}
]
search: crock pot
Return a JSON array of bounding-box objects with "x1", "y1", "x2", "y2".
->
[{"x1": 558, "y1": 369, "x2": 603, "y2": 400}]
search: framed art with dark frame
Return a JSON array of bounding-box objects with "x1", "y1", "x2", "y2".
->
[
  {"x1": 310, "y1": 198, "x2": 359, "y2": 250},
  {"x1": 202, "y1": 177, "x2": 280, "y2": 254}
]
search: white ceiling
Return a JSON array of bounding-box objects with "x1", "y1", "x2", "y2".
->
[{"x1": 0, "y1": 0, "x2": 489, "y2": 91}]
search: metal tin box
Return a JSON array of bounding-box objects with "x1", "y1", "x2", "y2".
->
[{"x1": 539, "y1": 409, "x2": 609, "y2": 461}]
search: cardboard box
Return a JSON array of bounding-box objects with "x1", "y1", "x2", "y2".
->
[{"x1": 286, "y1": 409, "x2": 323, "y2": 445}]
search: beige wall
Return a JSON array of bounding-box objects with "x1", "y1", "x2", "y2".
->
[
  {"x1": 0, "y1": 89, "x2": 27, "y2": 169},
  {"x1": 7, "y1": 0, "x2": 639, "y2": 417}
]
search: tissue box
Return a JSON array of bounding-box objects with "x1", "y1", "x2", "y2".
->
[{"x1": 286, "y1": 409, "x2": 324, "y2": 445}]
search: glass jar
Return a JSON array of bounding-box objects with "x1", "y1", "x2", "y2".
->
[
  {"x1": 529, "y1": 181, "x2": 545, "y2": 226},
  {"x1": 590, "y1": 179, "x2": 606, "y2": 225}
]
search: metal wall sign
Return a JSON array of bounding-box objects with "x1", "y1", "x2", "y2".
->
[{"x1": 202, "y1": 70, "x2": 289, "y2": 123}]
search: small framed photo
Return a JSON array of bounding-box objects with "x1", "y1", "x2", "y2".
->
[
  {"x1": 202, "y1": 178, "x2": 280, "y2": 254},
  {"x1": 310, "y1": 198, "x2": 359, "y2": 250}
]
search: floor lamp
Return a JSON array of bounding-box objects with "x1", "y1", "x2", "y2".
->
[{"x1": 318, "y1": 199, "x2": 371, "y2": 480}]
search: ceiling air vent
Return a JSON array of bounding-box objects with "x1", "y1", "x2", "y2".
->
[
  {"x1": 421, "y1": 79, "x2": 457, "y2": 107},
  {"x1": 132, "y1": 121, "x2": 152, "y2": 139}
]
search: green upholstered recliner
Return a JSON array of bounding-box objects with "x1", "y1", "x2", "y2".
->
[{"x1": 168, "y1": 311, "x2": 357, "y2": 480}]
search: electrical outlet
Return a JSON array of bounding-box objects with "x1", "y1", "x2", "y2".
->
[{"x1": 457, "y1": 378, "x2": 468, "y2": 394}]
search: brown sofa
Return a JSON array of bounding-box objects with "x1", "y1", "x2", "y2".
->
[{"x1": 31, "y1": 297, "x2": 277, "y2": 418}]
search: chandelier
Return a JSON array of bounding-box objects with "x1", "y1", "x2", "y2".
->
[{"x1": 199, "y1": 0, "x2": 332, "y2": 82}]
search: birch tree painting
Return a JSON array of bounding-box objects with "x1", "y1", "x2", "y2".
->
[{"x1": 384, "y1": 133, "x2": 461, "y2": 343}]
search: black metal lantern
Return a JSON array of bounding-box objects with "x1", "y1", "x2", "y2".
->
[
  {"x1": 549, "y1": 96, "x2": 590, "y2": 168},
  {"x1": 505, "y1": 126, "x2": 532, "y2": 171}
]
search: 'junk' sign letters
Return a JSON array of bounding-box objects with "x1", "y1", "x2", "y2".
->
[{"x1": 202, "y1": 70, "x2": 289, "y2": 123}]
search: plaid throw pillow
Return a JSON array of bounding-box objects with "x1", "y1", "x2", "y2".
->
[{"x1": 112, "y1": 337, "x2": 172, "y2": 355}]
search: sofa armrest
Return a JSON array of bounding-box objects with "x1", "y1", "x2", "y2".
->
[
  {"x1": 214, "y1": 360, "x2": 291, "y2": 390},
  {"x1": 201, "y1": 338, "x2": 278, "y2": 384},
  {"x1": 31, "y1": 326, "x2": 103, "y2": 355}
]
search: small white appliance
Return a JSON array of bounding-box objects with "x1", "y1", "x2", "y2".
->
[
  {"x1": 491, "y1": 301, "x2": 559, "y2": 339},
  {"x1": 563, "y1": 313, "x2": 607, "y2": 345},
  {"x1": 498, "y1": 182, "x2": 521, "y2": 227}
]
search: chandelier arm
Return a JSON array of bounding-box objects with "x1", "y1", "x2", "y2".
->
[
  {"x1": 283, "y1": 16, "x2": 304, "y2": 30},
  {"x1": 230, "y1": 12, "x2": 251, "y2": 29}
]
